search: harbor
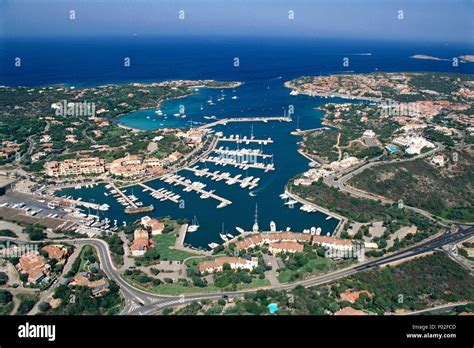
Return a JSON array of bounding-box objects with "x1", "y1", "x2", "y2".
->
[
  {"x1": 58, "y1": 81, "x2": 342, "y2": 250},
  {"x1": 159, "y1": 173, "x2": 232, "y2": 209},
  {"x1": 202, "y1": 156, "x2": 275, "y2": 171},
  {"x1": 213, "y1": 146, "x2": 273, "y2": 159},
  {"x1": 138, "y1": 183, "x2": 181, "y2": 204},
  {"x1": 217, "y1": 135, "x2": 274, "y2": 145},
  {"x1": 184, "y1": 166, "x2": 261, "y2": 191},
  {"x1": 197, "y1": 116, "x2": 292, "y2": 130}
]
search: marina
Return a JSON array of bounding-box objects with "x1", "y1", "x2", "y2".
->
[
  {"x1": 57, "y1": 72, "x2": 346, "y2": 250},
  {"x1": 217, "y1": 135, "x2": 274, "y2": 145},
  {"x1": 159, "y1": 173, "x2": 232, "y2": 209},
  {"x1": 213, "y1": 146, "x2": 273, "y2": 159},
  {"x1": 197, "y1": 116, "x2": 291, "y2": 130},
  {"x1": 138, "y1": 183, "x2": 181, "y2": 204},
  {"x1": 184, "y1": 166, "x2": 261, "y2": 190},
  {"x1": 106, "y1": 182, "x2": 139, "y2": 209},
  {"x1": 202, "y1": 156, "x2": 275, "y2": 171}
]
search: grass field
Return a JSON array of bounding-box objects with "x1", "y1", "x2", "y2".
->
[
  {"x1": 126, "y1": 277, "x2": 270, "y2": 296},
  {"x1": 152, "y1": 233, "x2": 198, "y2": 261},
  {"x1": 276, "y1": 258, "x2": 350, "y2": 283}
]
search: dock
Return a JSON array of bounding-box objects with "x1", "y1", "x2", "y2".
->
[
  {"x1": 138, "y1": 183, "x2": 180, "y2": 204},
  {"x1": 213, "y1": 147, "x2": 273, "y2": 159},
  {"x1": 107, "y1": 181, "x2": 138, "y2": 208},
  {"x1": 184, "y1": 167, "x2": 260, "y2": 189},
  {"x1": 202, "y1": 156, "x2": 275, "y2": 171},
  {"x1": 218, "y1": 137, "x2": 274, "y2": 145},
  {"x1": 160, "y1": 174, "x2": 232, "y2": 208},
  {"x1": 197, "y1": 116, "x2": 292, "y2": 130},
  {"x1": 174, "y1": 224, "x2": 212, "y2": 256}
]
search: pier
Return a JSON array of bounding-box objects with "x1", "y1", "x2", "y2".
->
[
  {"x1": 184, "y1": 167, "x2": 261, "y2": 189},
  {"x1": 138, "y1": 183, "x2": 180, "y2": 204},
  {"x1": 213, "y1": 147, "x2": 273, "y2": 159},
  {"x1": 202, "y1": 156, "x2": 275, "y2": 171},
  {"x1": 107, "y1": 181, "x2": 138, "y2": 208},
  {"x1": 197, "y1": 116, "x2": 292, "y2": 130},
  {"x1": 160, "y1": 174, "x2": 232, "y2": 208},
  {"x1": 218, "y1": 136, "x2": 274, "y2": 145}
]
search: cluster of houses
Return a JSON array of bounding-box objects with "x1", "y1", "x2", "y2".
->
[
  {"x1": 44, "y1": 157, "x2": 106, "y2": 177},
  {"x1": 392, "y1": 133, "x2": 435, "y2": 155},
  {"x1": 0, "y1": 141, "x2": 20, "y2": 160},
  {"x1": 16, "y1": 244, "x2": 69, "y2": 285},
  {"x1": 233, "y1": 232, "x2": 354, "y2": 255},
  {"x1": 43, "y1": 151, "x2": 184, "y2": 178},
  {"x1": 334, "y1": 289, "x2": 374, "y2": 316},
  {"x1": 69, "y1": 272, "x2": 110, "y2": 297},
  {"x1": 294, "y1": 156, "x2": 361, "y2": 186},
  {"x1": 107, "y1": 155, "x2": 164, "y2": 178},
  {"x1": 198, "y1": 256, "x2": 259, "y2": 274},
  {"x1": 129, "y1": 216, "x2": 165, "y2": 257}
]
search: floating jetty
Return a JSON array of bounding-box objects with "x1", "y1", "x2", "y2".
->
[
  {"x1": 107, "y1": 182, "x2": 139, "y2": 209},
  {"x1": 218, "y1": 136, "x2": 274, "y2": 145},
  {"x1": 160, "y1": 174, "x2": 232, "y2": 208},
  {"x1": 184, "y1": 167, "x2": 261, "y2": 190},
  {"x1": 197, "y1": 116, "x2": 291, "y2": 130},
  {"x1": 138, "y1": 183, "x2": 180, "y2": 204},
  {"x1": 202, "y1": 156, "x2": 275, "y2": 171},
  {"x1": 213, "y1": 147, "x2": 273, "y2": 159}
]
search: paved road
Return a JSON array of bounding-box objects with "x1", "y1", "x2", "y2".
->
[
  {"x1": 128, "y1": 224, "x2": 474, "y2": 315},
  {"x1": 323, "y1": 143, "x2": 452, "y2": 224},
  {"x1": 2, "y1": 224, "x2": 472, "y2": 315}
]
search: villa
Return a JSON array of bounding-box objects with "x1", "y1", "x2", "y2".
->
[
  {"x1": 44, "y1": 157, "x2": 105, "y2": 177},
  {"x1": 130, "y1": 229, "x2": 152, "y2": 257},
  {"x1": 16, "y1": 252, "x2": 50, "y2": 284},
  {"x1": 41, "y1": 244, "x2": 68, "y2": 261},
  {"x1": 141, "y1": 216, "x2": 165, "y2": 235},
  {"x1": 268, "y1": 242, "x2": 304, "y2": 254},
  {"x1": 198, "y1": 256, "x2": 259, "y2": 273},
  {"x1": 312, "y1": 235, "x2": 353, "y2": 251}
]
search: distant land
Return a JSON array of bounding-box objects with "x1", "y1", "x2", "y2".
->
[
  {"x1": 411, "y1": 54, "x2": 474, "y2": 63},
  {"x1": 410, "y1": 54, "x2": 449, "y2": 61},
  {"x1": 460, "y1": 55, "x2": 474, "y2": 63}
]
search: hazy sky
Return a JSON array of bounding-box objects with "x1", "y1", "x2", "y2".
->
[{"x1": 1, "y1": 0, "x2": 473, "y2": 43}]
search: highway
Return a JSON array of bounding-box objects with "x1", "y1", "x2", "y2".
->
[{"x1": 2, "y1": 224, "x2": 472, "y2": 315}]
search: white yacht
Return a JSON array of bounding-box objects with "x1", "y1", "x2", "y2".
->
[{"x1": 188, "y1": 216, "x2": 200, "y2": 232}]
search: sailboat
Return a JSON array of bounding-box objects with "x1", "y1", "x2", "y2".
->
[
  {"x1": 219, "y1": 222, "x2": 229, "y2": 241},
  {"x1": 200, "y1": 103, "x2": 204, "y2": 110},
  {"x1": 188, "y1": 216, "x2": 199, "y2": 232},
  {"x1": 252, "y1": 204, "x2": 259, "y2": 232}
]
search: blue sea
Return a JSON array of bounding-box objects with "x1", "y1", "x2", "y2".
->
[{"x1": 1, "y1": 37, "x2": 472, "y2": 249}]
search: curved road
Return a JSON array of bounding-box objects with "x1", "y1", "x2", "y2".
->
[
  {"x1": 322, "y1": 143, "x2": 453, "y2": 224},
  {"x1": 2, "y1": 224, "x2": 472, "y2": 315}
]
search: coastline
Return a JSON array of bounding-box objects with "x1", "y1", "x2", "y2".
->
[
  {"x1": 284, "y1": 187, "x2": 347, "y2": 237},
  {"x1": 115, "y1": 81, "x2": 243, "y2": 131}
]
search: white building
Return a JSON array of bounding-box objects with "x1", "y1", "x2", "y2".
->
[{"x1": 431, "y1": 155, "x2": 445, "y2": 167}]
